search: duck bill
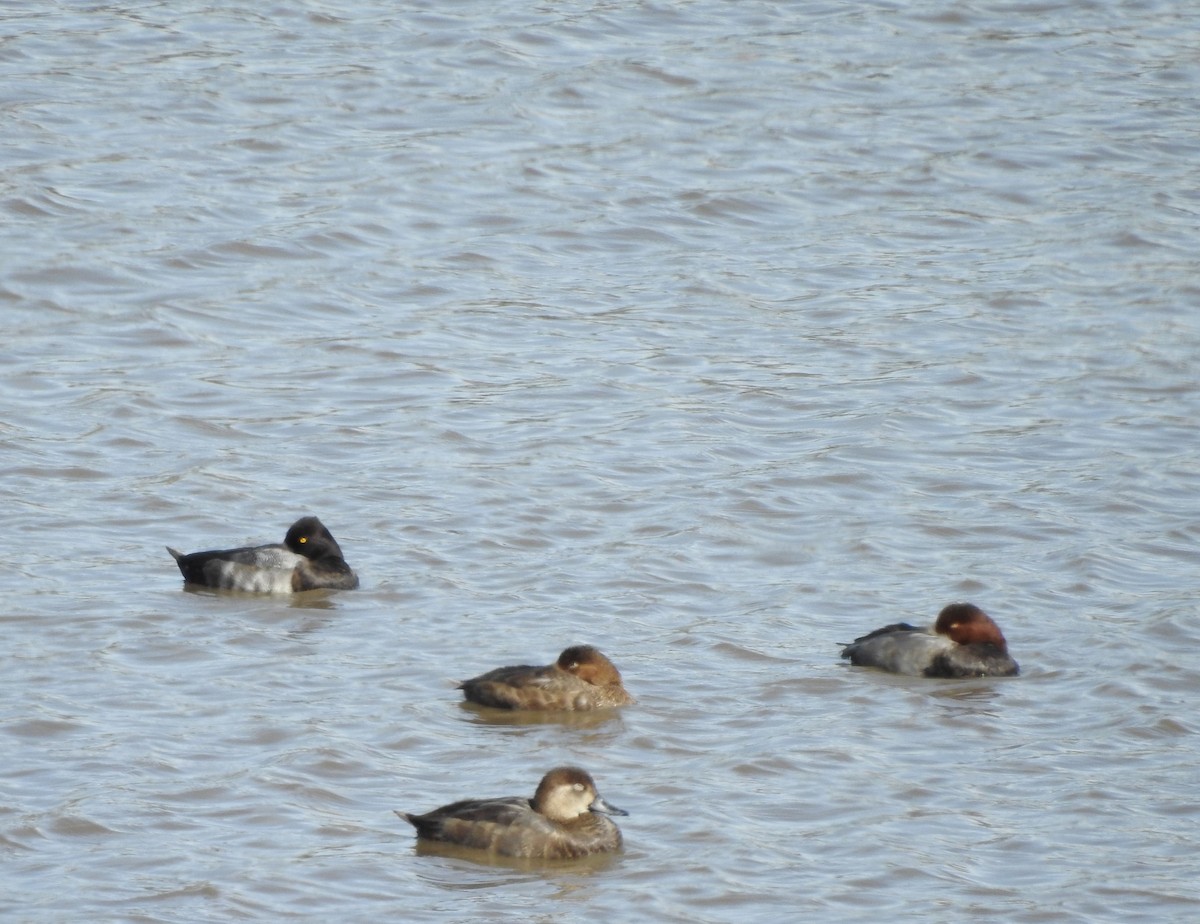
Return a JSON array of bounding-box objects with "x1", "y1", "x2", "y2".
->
[{"x1": 589, "y1": 796, "x2": 628, "y2": 817}]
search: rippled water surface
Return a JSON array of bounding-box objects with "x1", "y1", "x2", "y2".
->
[{"x1": 3, "y1": 1, "x2": 1200, "y2": 921}]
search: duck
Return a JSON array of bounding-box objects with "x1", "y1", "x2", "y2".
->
[
  {"x1": 840, "y1": 602, "x2": 1019, "y2": 678},
  {"x1": 395, "y1": 766, "x2": 627, "y2": 859},
  {"x1": 458, "y1": 645, "x2": 635, "y2": 711},
  {"x1": 167, "y1": 516, "x2": 358, "y2": 592}
]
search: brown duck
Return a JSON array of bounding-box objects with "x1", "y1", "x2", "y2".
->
[
  {"x1": 396, "y1": 766, "x2": 627, "y2": 859},
  {"x1": 458, "y1": 645, "x2": 635, "y2": 711}
]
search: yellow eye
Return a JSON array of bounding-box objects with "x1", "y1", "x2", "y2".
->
[{"x1": 299, "y1": 537, "x2": 307, "y2": 544}]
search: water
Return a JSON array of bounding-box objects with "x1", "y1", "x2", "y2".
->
[{"x1": 3, "y1": 1, "x2": 1199, "y2": 921}]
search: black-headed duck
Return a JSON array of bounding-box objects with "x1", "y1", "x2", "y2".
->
[{"x1": 167, "y1": 516, "x2": 358, "y2": 592}]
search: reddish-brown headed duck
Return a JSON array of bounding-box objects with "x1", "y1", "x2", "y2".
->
[
  {"x1": 458, "y1": 645, "x2": 635, "y2": 711},
  {"x1": 167, "y1": 516, "x2": 358, "y2": 593},
  {"x1": 840, "y1": 603, "x2": 1019, "y2": 678},
  {"x1": 395, "y1": 766, "x2": 627, "y2": 860}
]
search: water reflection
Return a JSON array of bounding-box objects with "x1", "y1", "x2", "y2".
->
[
  {"x1": 926, "y1": 683, "x2": 1009, "y2": 720},
  {"x1": 177, "y1": 584, "x2": 345, "y2": 612},
  {"x1": 927, "y1": 683, "x2": 1008, "y2": 703},
  {"x1": 409, "y1": 836, "x2": 623, "y2": 876},
  {"x1": 456, "y1": 701, "x2": 629, "y2": 732}
]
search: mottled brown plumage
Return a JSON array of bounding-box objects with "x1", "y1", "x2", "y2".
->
[
  {"x1": 396, "y1": 766, "x2": 627, "y2": 859},
  {"x1": 458, "y1": 645, "x2": 635, "y2": 711}
]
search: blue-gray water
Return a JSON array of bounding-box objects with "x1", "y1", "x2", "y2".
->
[{"x1": 3, "y1": 2, "x2": 1199, "y2": 921}]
